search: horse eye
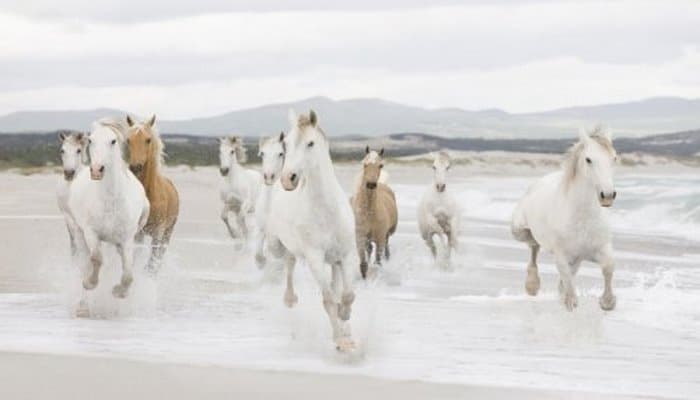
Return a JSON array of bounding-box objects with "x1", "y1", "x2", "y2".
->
[
  {"x1": 446, "y1": 166, "x2": 450, "y2": 170},
  {"x1": 146, "y1": 138, "x2": 151, "y2": 144},
  {"x1": 379, "y1": 164, "x2": 384, "y2": 169},
  {"x1": 230, "y1": 150, "x2": 235, "y2": 155},
  {"x1": 111, "y1": 139, "x2": 116, "y2": 145},
  {"x1": 432, "y1": 165, "x2": 436, "y2": 170},
  {"x1": 585, "y1": 157, "x2": 592, "y2": 164},
  {"x1": 307, "y1": 141, "x2": 314, "y2": 148},
  {"x1": 279, "y1": 152, "x2": 284, "y2": 157},
  {"x1": 60, "y1": 149, "x2": 65, "y2": 154},
  {"x1": 260, "y1": 152, "x2": 265, "y2": 157},
  {"x1": 77, "y1": 149, "x2": 81, "y2": 154}
]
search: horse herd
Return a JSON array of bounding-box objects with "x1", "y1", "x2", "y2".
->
[{"x1": 56, "y1": 109, "x2": 619, "y2": 351}]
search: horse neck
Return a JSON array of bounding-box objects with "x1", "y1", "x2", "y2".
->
[
  {"x1": 299, "y1": 154, "x2": 339, "y2": 206},
  {"x1": 142, "y1": 151, "x2": 162, "y2": 197},
  {"x1": 99, "y1": 157, "x2": 128, "y2": 199},
  {"x1": 563, "y1": 174, "x2": 600, "y2": 216}
]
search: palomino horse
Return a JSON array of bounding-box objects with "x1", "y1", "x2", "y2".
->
[
  {"x1": 351, "y1": 146, "x2": 398, "y2": 279},
  {"x1": 511, "y1": 126, "x2": 618, "y2": 311},
  {"x1": 417, "y1": 151, "x2": 460, "y2": 266},
  {"x1": 56, "y1": 131, "x2": 88, "y2": 256},
  {"x1": 253, "y1": 132, "x2": 285, "y2": 268},
  {"x1": 126, "y1": 115, "x2": 180, "y2": 273},
  {"x1": 219, "y1": 136, "x2": 262, "y2": 240},
  {"x1": 68, "y1": 118, "x2": 149, "y2": 301},
  {"x1": 267, "y1": 110, "x2": 357, "y2": 352}
]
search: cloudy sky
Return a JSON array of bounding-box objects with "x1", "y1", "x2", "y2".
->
[{"x1": 1, "y1": 0, "x2": 699, "y2": 119}]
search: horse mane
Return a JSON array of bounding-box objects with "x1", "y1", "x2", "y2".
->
[
  {"x1": 435, "y1": 150, "x2": 450, "y2": 165},
  {"x1": 296, "y1": 112, "x2": 327, "y2": 139},
  {"x1": 227, "y1": 136, "x2": 248, "y2": 163},
  {"x1": 563, "y1": 125, "x2": 615, "y2": 186},
  {"x1": 93, "y1": 118, "x2": 127, "y2": 143}
]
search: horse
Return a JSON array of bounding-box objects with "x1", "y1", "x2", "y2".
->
[
  {"x1": 126, "y1": 114, "x2": 180, "y2": 273},
  {"x1": 68, "y1": 118, "x2": 150, "y2": 300},
  {"x1": 253, "y1": 132, "x2": 285, "y2": 268},
  {"x1": 417, "y1": 151, "x2": 460, "y2": 266},
  {"x1": 266, "y1": 109, "x2": 357, "y2": 352},
  {"x1": 351, "y1": 146, "x2": 398, "y2": 279},
  {"x1": 511, "y1": 126, "x2": 618, "y2": 311},
  {"x1": 219, "y1": 136, "x2": 262, "y2": 241},
  {"x1": 56, "y1": 131, "x2": 88, "y2": 256}
]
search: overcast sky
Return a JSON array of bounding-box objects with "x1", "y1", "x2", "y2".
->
[{"x1": 1, "y1": 0, "x2": 699, "y2": 119}]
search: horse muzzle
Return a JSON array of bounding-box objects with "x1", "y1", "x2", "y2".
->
[
  {"x1": 435, "y1": 183, "x2": 446, "y2": 192},
  {"x1": 130, "y1": 164, "x2": 144, "y2": 175},
  {"x1": 63, "y1": 169, "x2": 76, "y2": 181},
  {"x1": 599, "y1": 190, "x2": 617, "y2": 207},
  {"x1": 90, "y1": 165, "x2": 105, "y2": 180},
  {"x1": 366, "y1": 182, "x2": 377, "y2": 190},
  {"x1": 219, "y1": 167, "x2": 229, "y2": 176},
  {"x1": 263, "y1": 173, "x2": 276, "y2": 186},
  {"x1": 281, "y1": 172, "x2": 299, "y2": 191}
]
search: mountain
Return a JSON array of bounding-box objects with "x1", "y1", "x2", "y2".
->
[{"x1": 1, "y1": 97, "x2": 699, "y2": 138}]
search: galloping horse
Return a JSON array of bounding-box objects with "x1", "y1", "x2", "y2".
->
[
  {"x1": 511, "y1": 126, "x2": 618, "y2": 311},
  {"x1": 267, "y1": 110, "x2": 358, "y2": 352},
  {"x1": 351, "y1": 146, "x2": 398, "y2": 279},
  {"x1": 254, "y1": 133, "x2": 285, "y2": 267},
  {"x1": 417, "y1": 151, "x2": 460, "y2": 266},
  {"x1": 56, "y1": 131, "x2": 88, "y2": 257},
  {"x1": 219, "y1": 136, "x2": 262, "y2": 240},
  {"x1": 126, "y1": 115, "x2": 180, "y2": 273},
  {"x1": 68, "y1": 118, "x2": 149, "y2": 300}
]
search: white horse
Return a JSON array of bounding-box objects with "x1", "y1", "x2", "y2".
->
[
  {"x1": 511, "y1": 126, "x2": 618, "y2": 311},
  {"x1": 253, "y1": 132, "x2": 285, "y2": 268},
  {"x1": 219, "y1": 136, "x2": 262, "y2": 240},
  {"x1": 417, "y1": 151, "x2": 460, "y2": 266},
  {"x1": 56, "y1": 131, "x2": 88, "y2": 256},
  {"x1": 267, "y1": 110, "x2": 358, "y2": 352},
  {"x1": 68, "y1": 118, "x2": 150, "y2": 299}
]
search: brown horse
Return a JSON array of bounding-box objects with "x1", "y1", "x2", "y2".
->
[
  {"x1": 126, "y1": 114, "x2": 180, "y2": 273},
  {"x1": 351, "y1": 146, "x2": 398, "y2": 278}
]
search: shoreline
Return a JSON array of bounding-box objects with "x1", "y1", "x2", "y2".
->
[{"x1": 0, "y1": 351, "x2": 652, "y2": 399}]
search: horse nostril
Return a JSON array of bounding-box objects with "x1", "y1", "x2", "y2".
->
[
  {"x1": 612, "y1": 191, "x2": 617, "y2": 199},
  {"x1": 290, "y1": 173, "x2": 297, "y2": 182},
  {"x1": 600, "y1": 191, "x2": 605, "y2": 200},
  {"x1": 99, "y1": 166, "x2": 105, "y2": 173}
]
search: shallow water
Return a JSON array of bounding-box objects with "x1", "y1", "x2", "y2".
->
[{"x1": 0, "y1": 166, "x2": 698, "y2": 398}]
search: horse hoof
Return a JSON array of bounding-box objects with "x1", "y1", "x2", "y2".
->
[
  {"x1": 255, "y1": 254, "x2": 266, "y2": 269},
  {"x1": 335, "y1": 337, "x2": 357, "y2": 353},
  {"x1": 75, "y1": 302, "x2": 90, "y2": 318},
  {"x1": 525, "y1": 276, "x2": 540, "y2": 296},
  {"x1": 360, "y1": 262, "x2": 368, "y2": 279},
  {"x1": 112, "y1": 284, "x2": 130, "y2": 299},
  {"x1": 599, "y1": 294, "x2": 616, "y2": 311},
  {"x1": 564, "y1": 294, "x2": 578, "y2": 311},
  {"x1": 82, "y1": 277, "x2": 98, "y2": 290},
  {"x1": 284, "y1": 291, "x2": 298, "y2": 308}
]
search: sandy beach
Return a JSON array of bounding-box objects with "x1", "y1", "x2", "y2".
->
[{"x1": 0, "y1": 162, "x2": 698, "y2": 399}]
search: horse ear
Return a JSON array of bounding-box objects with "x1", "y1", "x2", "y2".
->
[
  {"x1": 365, "y1": 145, "x2": 370, "y2": 155},
  {"x1": 126, "y1": 115, "x2": 134, "y2": 127},
  {"x1": 75, "y1": 132, "x2": 84, "y2": 141},
  {"x1": 288, "y1": 109, "x2": 298, "y2": 127},
  {"x1": 379, "y1": 147, "x2": 384, "y2": 156},
  {"x1": 58, "y1": 132, "x2": 67, "y2": 142},
  {"x1": 279, "y1": 131, "x2": 285, "y2": 142},
  {"x1": 146, "y1": 114, "x2": 156, "y2": 128},
  {"x1": 309, "y1": 110, "x2": 317, "y2": 127},
  {"x1": 578, "y1": 127, "x2": 591, "y2": 144}
]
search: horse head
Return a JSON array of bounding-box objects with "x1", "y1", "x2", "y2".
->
[
  {"x1": 126, "y1": 114, "x2": 162, "y2": 179},
  {"x1": 280, "y1": 109, "x2": 329, "y2": 191},
  {"x1": 571, "y1": 126, "x2": 618, "y2": 207},
  {"x1": 258, "y1": 132, "x2": 285, "y2": 185},
  {"x1": 431, "y1": 151, "x2": 451, "y2": 193},
  {"x1": 59, "y1": 131, "x2": 88, "y2": 181},
  {"x1": 88, "y1": 118, "x2": 127, "y2": 181},
  {"x1": 361, "y1": 146, "x2": 385, "y2": 190}
]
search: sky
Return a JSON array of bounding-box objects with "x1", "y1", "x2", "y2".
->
[{"x1": 1, "y1": 0, "x2": 699, "y2": 119}]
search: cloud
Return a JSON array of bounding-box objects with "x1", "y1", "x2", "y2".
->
[{"x1": 0, "y1": 0, "x2": 699, "y2": 116}]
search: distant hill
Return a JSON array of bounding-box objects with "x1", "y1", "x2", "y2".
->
[{"x1": 1, "y1": 97, "x2": 699, "y2": 139}]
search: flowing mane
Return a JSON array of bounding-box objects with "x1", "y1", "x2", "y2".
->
[
  {"x1": 92, "y1": 117, "x2": 127, "y2": 143},
  {"x1": 563, "y1": 125, "x2": 615, "y2": 186}
]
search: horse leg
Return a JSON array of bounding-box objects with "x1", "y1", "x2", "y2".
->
[
  {"x1": 375, "y1": 235, "x2": 386, "y2": 266},
  {"x1": 236, "y1": 212, "x2": 248, "y2": 240},
  {"x1": 307, "y1": 253, "x2": 354, "y2": 351},
  {"x1": 596, "y1": 246, "x2": 617, "y2": 311},
  {"x1": 555, "y1": 254, "x2": 578, "y2": 311},
  {"x1": 113, "y1": 239, "x2": 135, "y2": 299},
  {"x1": 525, "y1": 243, "x2": 541, "y2": 296},
  {"x1": 283, "y1": 253, "x2": 298, "y2": 307},
  {"x1": 220, "y1": 206, "x2": 238, "y2": 239},
  {"x1": 423, "y1": 232, "x2": 437, "y2": 258},
  {"x1": 82, "y1": 230, "x2": 102, "y2": 291},
  {"x1": 384, "y1": 233, "x2": 391, "y2": 261},
  {"x1": 357, "y1": 234, "x2": 369, "y2": 279},
  {"x1": 336, "y1": 253, "x2": 356, "y2": 322},
  {"x1": 146, "y1": 228, "x2": 170, "y2": 275},
  {"x1": 254, "y1": 225, "x2": 267, "y2": 269}
]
